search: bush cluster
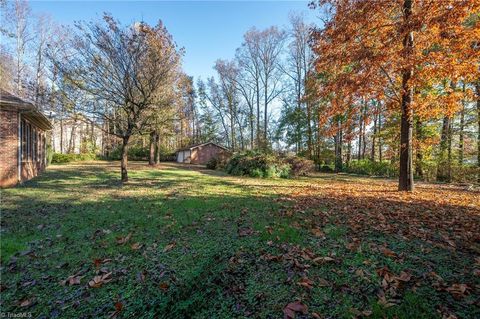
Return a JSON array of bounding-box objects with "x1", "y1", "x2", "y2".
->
[
  {"x1": 106, "y1": 145, "x2": 149, "y2": 161},
  {"x1": 105, "y1": 145, "x2": 176, "y2": 162},
  {"x1": 284, "y1": 156, "x2": 316, "y2": 176},
  {"x1": 224, "y1": 151, "x2": 314, "y2": 178},
  {"x1": 344, "y1": 159, "x2": 397, "y2": 178},
  {"x1": 51, "y1": 152, "x2": 97, "y2": 164}
]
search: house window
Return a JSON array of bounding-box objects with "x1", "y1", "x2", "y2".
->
[
  {"x1": 27, "y1": 123, "x2": 31, "y2": 160},
  {"x1": 21, "y1": 120, "x2": 26, "y2": 160},
  {"x1": 37, "y1": 132, "x2": 41, "y2": 162},
  {"x1": 33, "y1": 129, "x2": 37, "y2": 161}
]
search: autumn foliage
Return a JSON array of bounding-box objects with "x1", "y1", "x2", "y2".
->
[{"x1": 311, "y1": 0, "x2": 480, "y2": 190}]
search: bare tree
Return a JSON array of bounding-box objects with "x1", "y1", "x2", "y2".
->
[
  {"x1": 32, "y1": 13, "x2": 53, "y2": 105},
  {"x1": 51, "y1": 15, "x2": 181, "y2": 182},
  {"x1": 1, "y1": 0, "x2": 32, "y2": 96},
  {"x1": 280, "y1": 13, "x2": 314, "y2": 155},
  {"x1": 257, "y1": 26, "x2": 286, "y2": 147}
]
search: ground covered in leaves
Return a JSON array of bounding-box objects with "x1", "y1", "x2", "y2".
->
[{"x1": 1, "y1": 161, "x2": 479, "y2": 318}]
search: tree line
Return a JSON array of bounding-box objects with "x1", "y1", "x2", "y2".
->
[{"x1": 1, "y1": 0, "x2": 479, "y2": 190}]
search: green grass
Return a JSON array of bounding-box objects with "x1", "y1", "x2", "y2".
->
[{"x1": 0, "y1": 161, "x2": 478, "y2": 318}]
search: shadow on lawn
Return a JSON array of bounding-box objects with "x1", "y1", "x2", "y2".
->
[{"x1": 1, "y1": 162, "x2": 479, "y2": 318}]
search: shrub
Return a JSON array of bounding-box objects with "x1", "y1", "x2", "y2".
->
[
  {"x1": 284, "y1": 156, "x2": 315, "y2": 176},
  {"x1": 51, "y1": 152, "x2": 97, "y2": 164},
  {"x1": 225, "y1": 151, "x2": 293, "y2": 178},
  {"x1": 344, "y1": 159, "x2": 397, "y2": 178},
  {"x1": 450, "y1": 165, "x2": 480, "y2": 184},
  {"x1": 206, "y1": 157, "x2": 218, "y2": 170},
  {"x1": 319, "y1": 164, "x2": 334, "y2": 173},
  {"x1": 105, "y1": 145, "x2": 149, "y2": 161}
]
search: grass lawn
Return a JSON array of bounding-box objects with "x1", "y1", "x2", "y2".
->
[{"x1": 1, "y1": 161, "x2": 479, "y2": 318}]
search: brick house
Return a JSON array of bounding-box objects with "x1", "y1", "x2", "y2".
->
[
  {"x1": 176, "y1": 142, "x2": 230, "y2": 165},
  {"x1": 0, "y1": 89, "x2": 53, "y2": 188}
]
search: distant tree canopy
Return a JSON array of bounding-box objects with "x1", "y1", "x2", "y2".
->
[
  {"x1": 309, "y1": 0, "x2": 480, "y2": 190},
  {"x1": 1, "y1": 0, "x2": 479, "y2": 188}
]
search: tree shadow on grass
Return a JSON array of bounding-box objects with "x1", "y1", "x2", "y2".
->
[{"x1": 1, "y1": 162, "x2": 479, "y2": 318}]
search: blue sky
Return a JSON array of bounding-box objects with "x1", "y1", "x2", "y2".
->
[{"x1": 30, "y1": 1, "x2": 320, "y2": 81}]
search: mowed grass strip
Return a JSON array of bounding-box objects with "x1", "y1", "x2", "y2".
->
[{"x1": 1, "y1": 161, "x2": 479, "y2": 318}]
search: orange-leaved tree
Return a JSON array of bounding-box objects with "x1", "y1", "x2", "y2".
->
[{"x1": 311, "y1": 0, "x2": 480, "y2": 191}]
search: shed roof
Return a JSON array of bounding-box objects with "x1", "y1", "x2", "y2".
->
[
  {"x1": 176, "y1": 142, "x2": 229, "y2": 152},
  {"x1": 0, "y1": 89, "x2": 53, "y2": 130}
]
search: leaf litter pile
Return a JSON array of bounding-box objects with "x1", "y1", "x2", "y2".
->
[{"x1": 0, "y1": 162, "x2": 479, "y2": 318}]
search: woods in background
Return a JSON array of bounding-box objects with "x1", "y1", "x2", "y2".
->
[
  {"x1": 309, "y1": 0, "x2": 480, "y2": 190},
  {"x1": 1, "y1": 0, "x2": 479, "y2": 189}
]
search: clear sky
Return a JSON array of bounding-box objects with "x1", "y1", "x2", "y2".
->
[{"x1": 29, "y1": 1, "x2": 320, "y2": 81}]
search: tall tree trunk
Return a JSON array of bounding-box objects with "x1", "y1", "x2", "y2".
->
[
  {"x1": 458, "y1": 86, "x2": 465, "y2": 164},
  {"x1": 68, "y1": 120, "x2": 77, "y2": 153},
  {"x1": 346, "y1": 140, "x2": 352, "y2": 167},
  {"x1": 371, "y1": 112, "x2": 377, "y2": 161},
  {"x1": 149, "y1": 131, "x2": 155, "y2": 166},
  {"x1": 398, "y1": 0, "x2": 414, "y2": 191},
  {"x1": 230, "y1": 101, "x2": 236, "y2": 151},
  {"x1": 361, "y1": 102, "x2": 367, "y2": 159},
  {"x1": 250, "y1": 112, "x2": 254, "y2": 149},
  {"x1": 334, "y1": 118, "x2": 343, "y2": 172},
  {"x1": 306, "y1": 100, "x2": 313, "y2": 159},
  {"x1": 256, "y1": 76, "x2": 261, "y2": 148},
  {"x1": 438, "y1": 116, "x2": 452, "y2": 182},
  {"x1": 357, "y1": 108, "x2": 363, "y2": 160},
  {"x1": 155, "y1": 132, "x2": 160, "y2": 165},
  {"x1": 378, "y1": 111, "x2": 383, "y2": 162},
  {"x1": 415, "y1": 118, "x2": 423, "y2": 178},
  {"x1": 120, "y1": 136, "x2": 130, "y2": 183},
  {"x1": 476, "y1": 82, "x2": 480, "y2": 177},
  {"x1": 264, "y1": 77, "x2": 268, "y2": 148}
]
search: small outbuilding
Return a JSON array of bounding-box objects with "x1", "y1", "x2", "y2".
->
[
  {"x1": 0, "y1": 89, "x2": 53, "y2": 188},
  {"x1": 176, "y1": 142, "x2": 230, "y2": 165}
]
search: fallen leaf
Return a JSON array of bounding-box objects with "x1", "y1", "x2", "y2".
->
[
  {"x1": 238, "y1": 227, "x2": 254, "y2": 237},
  {"x1": 297, "y1": 277, "x2": 314, "y2": 289},
  {"x1": 93, "y1": 258, "x2": 112, "y2": 268},
  {"x1": 131, "y1": 242, "x2": 142, "y2": 250},
  {"x1": 109, "y1": 301, "x2": 124, "y2": 318},
  {"x1": 159, "y1": 282, "x2": 169, "y2": 291},
  {"x1": 19, "y1": 298, "x2": 33, "y2": 307},
  {"x1": 116, "y1": 233, "x2": 132, "y2": 245},
  {"x1": 283, "y1": 301, "x2": 308, "y2": 319},
  {"x1": 115, "y1": 302, "x2": 123, "y2": 312},
  {"x1": 317, "y1": 278, "x2": 330, "y2": 287},
  {"x1": 311, "y1": 228, "x2": 325, "y2": 238},
  {"x1": 446, "y1": 283, "x2": 469, "y2": 299},
  {"x1": 381, "y1": 247, "x2": 397, "y2": 258},
  {"x1": 89, "y1": 272, "x2": 112, "y2": 288},
  {"x1": 60, "y1": 274, "x2": 83, "y2": 286},
  {"x1": 163, "y1": 242, "x2": 176, "y2": 252}
]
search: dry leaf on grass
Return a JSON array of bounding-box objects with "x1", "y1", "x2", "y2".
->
[
  {"x1": 446, "y1": 284, "x2": 469, "y2": 299},
  {"x1": 60, "y1": 274, "x2": 83, "y2": 286},
  {"x1": 19, "y1": 298, "x2": 34, "y2": 307},
  {"x1": 89, "y1": 272, "x2": 112, "y2": 288},
  {"x1": 130, "y1": 242, "x2": 143, "y2": 250},
  {"x1": 283, "y1": 301, "x2": 308, "y2": 319},
  {"x1": 297, "y1": 277, "x2": 314, "y2": 289},
  {"x1": 163, "y1": 242, "x2": 176, "y2": 252},
  {"x1": 116, "y1": 233, "x2": 132, "y2": 245}
]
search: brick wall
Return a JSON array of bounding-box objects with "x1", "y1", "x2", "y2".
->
[
  {"x1": 191, "y1": 144, "x2": 229, "y2": 165},
  {"x1": 0, "y1": 110, "x2": 19, "y2": 188}
]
